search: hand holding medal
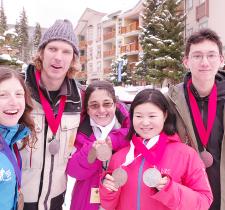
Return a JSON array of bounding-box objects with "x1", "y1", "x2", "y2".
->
[
  {"x1": 143, "y1": 168, "x2": 168, "y2": 190},
  {"x1": 102, "y1": 168, "x2": 127, "y2": 191},
  {"x1": 88, "y1": 137, "x2": 112, "y2": 163},
  {"x1": 112, "y1": 167, "x2": 128, "y2": 188}
]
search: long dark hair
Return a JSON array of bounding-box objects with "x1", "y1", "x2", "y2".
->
[
  {"x1": 127, "y1": 89, "x2": 177, "y2": 140},
  {"x1": 0, "y1": 66, "x2": 36, "y2": 147}
]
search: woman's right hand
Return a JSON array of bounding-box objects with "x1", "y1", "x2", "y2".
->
[{"x1": 102, "y1": 174, "x2": 119, "y2": 192}]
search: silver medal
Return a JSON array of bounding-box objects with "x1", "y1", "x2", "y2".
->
[
  {"x1": 143, "y1": 168, "x2": 162, "y2": 188},
  {"x1": 112, "y1": 168, "x2": 128, "y2": 188},
  {"x1": 200, "y1": 150, "x2": 213, "y2": 168},
  {"x1": 49, "y1": 139, "x2": 60, "y2": 155},
  {"x1": 96, "y1": 144, "x2": 112, "y2": 161}
]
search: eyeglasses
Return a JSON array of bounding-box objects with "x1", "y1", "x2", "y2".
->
[
  {"x1": 190, "y1": 53, "x2": 220, "y2": 63},
  {"x1": 88, "y1": 102, "x2": 114, "y2": 110}
]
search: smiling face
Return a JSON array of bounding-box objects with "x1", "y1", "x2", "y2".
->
[
  {"x1": 87, "y1": 89, "x2": 116, "y2": 127},
  {"x1": 0, "y1": 77, "x2": 25, "y2": 127},
  {"x1": 41, "y1": 40, "x2": 74, "y2": 85},
  {"x1": 133, "y1": 102, "x2": 167, "y2": 139},
  {"x1": 183, "y1": 40, "x2": 224, "y2": 84}
]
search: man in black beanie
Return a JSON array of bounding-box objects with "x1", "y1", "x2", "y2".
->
[{"x1": 20, "y1": 19, "x2": 82, "y2": 210}]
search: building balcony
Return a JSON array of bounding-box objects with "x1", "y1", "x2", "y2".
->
[
  {"x1": 103, "y1": 31, "x2": 116, "y2": 41},
  {"x1": 120, "y1": 42, "x2": 139, "y2": 54},
  {"x1": 196, "y1": 0, "x2": 209, "y2": 21},
  {"x1": 103, "y1": 49, "x2": 115, "y2": 58},
  {"x1": 74, "y1": 71, "x2": 87, "y2": 81},
  {"x1": 128, "y1": 62, "x2": 137, "y2": 71},
  {"x1": 79, "y1": 40, "x2": 87, "y2": 49},
  {"x1": 104, "y1": 67, "x2": 112, "y2": 74},
  {"x1": 80, "y1": 55, "x2": 87, "y2": 63},
  {"x1": 87, "y1": 40, "x2": 93, "y2": 45},
  {"x1": 120, "y1": 21, "x2": 139, "y2": 34}
]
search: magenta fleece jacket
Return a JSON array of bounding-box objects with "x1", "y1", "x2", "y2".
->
[
  {"x1": 66, "y1": 102, "x2": 130, "y2": 210},
  {"x1": 99, "y1": 134, "x2": 213, "y2": 210}
]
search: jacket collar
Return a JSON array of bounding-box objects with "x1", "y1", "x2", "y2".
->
[
  {"x1": 25, "y1": 64, "x2": 82, "y2": 112},
  {"x1": 78, "y1": 104, "x2": 127, "y2": 137}
]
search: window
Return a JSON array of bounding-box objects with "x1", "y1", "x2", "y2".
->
[
  {"x1": 87, "y1": 25, "x2": 93, "y2": 42},
  {"x1": 97, "y1": 45, "x2": 101, "y2": 59},
  {"x1": 97, "y1": 62, "x2": 101, "y2": 72},
  {"x1": 187, "y1": 0, "x2": 193, "y2": 9},
  {"x1": 187, "y1": 28, "x2": 193, "y2": 38},
  {"x1": 97, "y1": 24, "x2": 101, "y2": 41}
]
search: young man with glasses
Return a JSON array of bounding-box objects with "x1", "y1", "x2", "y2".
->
[{"x1": 167, "y1": 28, "x2": 225, "y2": 210}]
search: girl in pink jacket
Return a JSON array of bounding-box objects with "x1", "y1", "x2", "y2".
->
[
  {"x1": 100, "y1": 88, "x2": 213, "y2": 210},
  {"x1": 66, "y1": 81, "x2": 130, "y2": 210}
]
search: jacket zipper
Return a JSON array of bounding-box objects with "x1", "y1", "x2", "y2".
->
[{"x1": 137, "y1": 158, "x2": 145, "y2": 210}]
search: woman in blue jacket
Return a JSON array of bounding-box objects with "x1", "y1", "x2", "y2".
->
[{"x1": 0, "y1": 67, "x2": 36, "y2": 210}]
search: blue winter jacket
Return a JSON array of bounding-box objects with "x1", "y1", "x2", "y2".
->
[{"x1": 0, "y1": 125, "x2": 30, "y2": 210}]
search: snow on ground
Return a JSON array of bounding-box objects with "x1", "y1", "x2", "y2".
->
[
  {"x1": 63, "y1": 176, "x2": 76, "y2": 210},
  {"x1": 114, "y1": 85, "x2": 168, "y2": 103}
]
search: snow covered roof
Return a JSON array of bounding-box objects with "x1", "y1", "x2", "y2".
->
[{"x1": 0, "y1": 54, "x2": 12, "y2": 61}]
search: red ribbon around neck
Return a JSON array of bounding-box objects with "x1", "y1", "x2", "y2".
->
[
  {"x1": 187, "y1": 79, "x2": 217, "y2": 147},
  {"x1": 131, "y1": 132, "x2": 167, "y2": 166},
  {"x1": 35, "y1": 70, "x2": 67, "y2": 135}
]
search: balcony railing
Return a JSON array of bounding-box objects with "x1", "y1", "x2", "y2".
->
[
  {"x1": 79, "y1": 40, "x2": 87, "y2": 49},
  {"x1": 80, "y1": 56, "x2": 87, "y2": 63},
  {"x1": 196, "y1": 0, "x2": 209, "y2": 21},
  {"x1": 120, "y1": 21, "x2": 139, "y2": 34},
  {"x1": 104, "y1": 67, "x2": 112, "y2": 74},
  {"x1": 120, "y1": 42, "x2": 139, "y2": 53},
  {"x1": 103, "y1": 49, "x2": 115, "y2": 57},
  {"x1": 103, "y1": 31, "x2": 116, "y2": 41}
]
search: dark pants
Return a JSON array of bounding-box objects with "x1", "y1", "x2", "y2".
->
[{"x1": 24, "y1": 192, "x2": 65, "y2": 210}]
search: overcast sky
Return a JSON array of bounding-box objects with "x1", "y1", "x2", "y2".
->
[{"x1": 4, "y1": 0, "x2": 140, "y2": 28}]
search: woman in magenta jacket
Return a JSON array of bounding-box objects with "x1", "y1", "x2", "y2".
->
[
  {"x1": 66, "y1": 81, "x2": 130, "y2": 210},
  {"x1": 100, "y1": 89, "x2": 213, "y2": 210}
]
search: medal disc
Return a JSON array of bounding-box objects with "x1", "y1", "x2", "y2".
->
[
  {"x1": 17, "y1": 191, "x2": 24, "y2": 210},
  {"x1": 49, "y1": 140, "x2": 60, "y2": 155},
  {"x1": 143, "y1": 168, "x2": 162, "y2": 188},
  {"x1": 88, "y1": 147, "x2": 97, "y2": 164},
  {"x1": 200, "y1": 150, "x2": 213, "y2": 168},
  {"x1": 112, "y1": 168, "x2": 128, "y2": 188},
  {"x1": 96, "y1": 144, "x2": 112, "y2": 161}
]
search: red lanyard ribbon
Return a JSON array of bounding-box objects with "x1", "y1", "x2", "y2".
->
[
  {"x1": 187, "y1": 79, "x2": 217, "y2": 147},
  {"x1": 131, "y1": 132, "x2": 167, "y2": 166},
  {"x1": 35, "y1": 70, "x2": 66, "y2": 135}
]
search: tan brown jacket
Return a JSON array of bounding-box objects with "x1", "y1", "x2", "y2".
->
[{"x1": 167, "y1": 83, "x2": 225, "y2": 210}]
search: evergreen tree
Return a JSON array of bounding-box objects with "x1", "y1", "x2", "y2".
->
[
  {"x1": 110, "y1": 55, "x2": 132, "y2": 86},
  {"x1": 137, "y1": 0, "x2": 185, "y2": 86},
  {"x1": 15, "y1": 8, "x2": 29, "y2": 62},
  {"x1": 0, "y1": 1, "x2": 7, "y2": 35},
  {"x1": 33, "y1": 22, "x2": 42, "y2": 49}
]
